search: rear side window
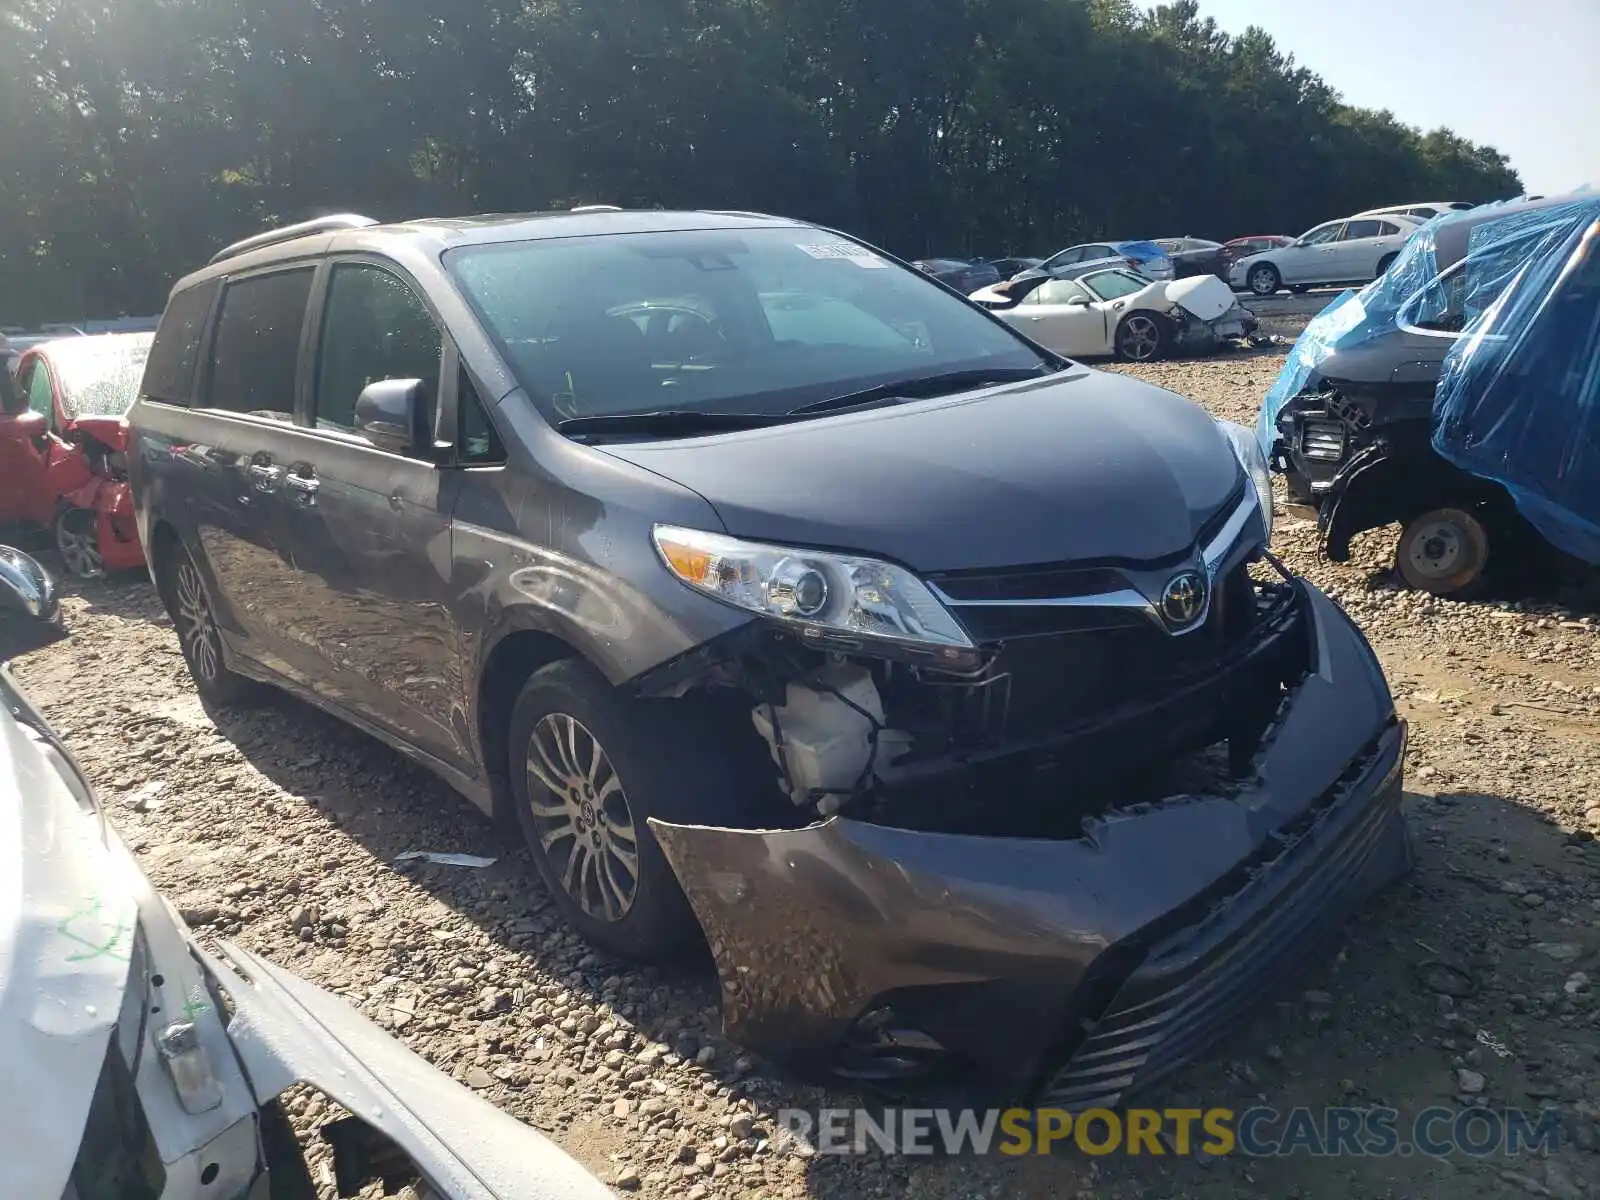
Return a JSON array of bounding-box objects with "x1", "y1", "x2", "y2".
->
[
  {"x1": 206, "y1": 269, "x2": 314, "y2": 421},
  {"x1": 314, "y1": 263, "x2": 442, "y2": 432},
  {"x1": 142, "y1": 279, "x2": 218, "y2": 405},
  {"x1": 1343, "y1": 220, "x2": 1383, "y2": 240},
  {"x1": 1378, "y1": 221, "x2": 1404, "y2": 235}
]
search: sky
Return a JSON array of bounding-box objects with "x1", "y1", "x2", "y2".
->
[{"x1": 1184, "y1": 0, "x2": 1600, "y2": 196}]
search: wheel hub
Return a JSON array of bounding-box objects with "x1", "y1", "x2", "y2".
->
[
  {"x1": 1408, "y1": 521, "x2": 1464, "y2": 577},
  {"x1": 525, "y1": 713, "x2": 640, "y2": 922},
  {"x1": 175, "y1": 561, "x2": 221, "y2": 681}
]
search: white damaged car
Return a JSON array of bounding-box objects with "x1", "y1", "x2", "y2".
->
[
  {"x1": 969, "y1": 267, "x2": 1258, "y2": 361},
  {"x1": 0, "y1": 664, "x2": 616, "y2": 1200}
]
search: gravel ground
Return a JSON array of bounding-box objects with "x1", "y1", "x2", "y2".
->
[{"x1": 8, "y1": 340, "x2": 1600, "y2": 1200}]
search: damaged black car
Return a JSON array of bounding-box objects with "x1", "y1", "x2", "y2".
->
[
  {"x1": 130, "y1": 208, "x2": 1410, "y2": 1109},
  {"x1": 1261, "y1": 194, "x2": 1588, "y2": 596}
]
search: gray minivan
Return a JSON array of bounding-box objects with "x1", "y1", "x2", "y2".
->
[{"x1": 130, "y1": 209, "x2": 1409, "y2": 1102}]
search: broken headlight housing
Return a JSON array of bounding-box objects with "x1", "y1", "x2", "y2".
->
[
  {"x1": 1215, "y1": 419, "x2": 1274, "y2": 541},
  {"x1": 653, "y1": 525, "x2": 976, "y2": 660}
]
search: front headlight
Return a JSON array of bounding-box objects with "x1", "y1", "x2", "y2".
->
[
  {"x1": 653, "y1": 525, "x2": 976, "y2": 659},
  {"x1": 1215, "y1": 419, "x2": 1274, "y2": 542}
]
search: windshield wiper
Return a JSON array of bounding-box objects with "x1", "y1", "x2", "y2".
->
[
  {"x1": 556, "y1": 410, "x2": 787, "y2": 440},
  {"x1": 786, "y1": 366, "x2": 1058, "y2": 417}
]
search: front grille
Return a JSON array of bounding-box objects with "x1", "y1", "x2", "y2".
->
[
  {"x1": 978, "y1": 564, "x2": 1261, "y2": 735},
  {"x1": 1037, "y1": 729, "x2": 1405, "y2": 1109}
]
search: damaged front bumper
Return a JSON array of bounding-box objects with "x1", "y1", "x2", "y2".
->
[
  {"x1": 650, "y1": 583, "x2": 1410, "y2": 1106},
  {"x1": 1171, "y1": 301, "x2": 1259, "y2": 355}
]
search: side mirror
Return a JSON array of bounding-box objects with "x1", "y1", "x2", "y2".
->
[
  {"x1": 354, "y1": 379, "x2": 427, "y2": 455},
  {"x1": 5, "y1": 410, "x2": 48, "y2": 439},
  {"x1": 1066, "y1": 295, "x2": 1091, "y2": 307}
]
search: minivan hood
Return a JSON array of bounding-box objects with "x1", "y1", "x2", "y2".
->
[{"x1": 602, "y1": 370, "x2": 1243, "y2": 572}]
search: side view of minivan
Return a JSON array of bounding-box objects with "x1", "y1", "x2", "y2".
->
[{"x1": 131, "y1": 208, "x2": 1409, "y2": 1100}]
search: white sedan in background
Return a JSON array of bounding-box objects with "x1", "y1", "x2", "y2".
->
[
  {"x1": 1228, "y1": 214, "x2": 1423, "y2": 296},
  {"x1": 970, "y1": 268, "x2": 1256, "y2": 361}
]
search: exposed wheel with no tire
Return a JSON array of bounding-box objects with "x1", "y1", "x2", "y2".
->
[
  {"x1": 1248, "y1": 263, "x2": 1282, "y2": 296},
  {"x1": 1395, "y1": 507, "x2": 1491, "y2": 597},
  {"x1": 1114, "y1": 312, "x2": 1169, "y2": 362},
  {"x1": 508, "y1": 659, "x2": 783, "y2": 962},
  {"x1": 157, "y1": 541, "x2": 252, "y2": 706},
  {"x1": 54, "y1": 507, "x2": 104, "y2": 579}
]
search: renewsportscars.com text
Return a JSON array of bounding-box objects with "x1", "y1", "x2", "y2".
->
[{"x1": 778, "y1": 1106, "x2": 1563, "y2": 1158}]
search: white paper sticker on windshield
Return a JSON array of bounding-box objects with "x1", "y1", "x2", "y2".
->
[{"x1": 797, "y1": 241, "x2": 887, "y2": 267}]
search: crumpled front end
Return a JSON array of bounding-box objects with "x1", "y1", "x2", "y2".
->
[
  {"x1": 1163, "y1": 276, "x2": 1257, "y2": 355},
  {"x1": 650, "y1": 582, "x2": 1410, "y2": 1105}
]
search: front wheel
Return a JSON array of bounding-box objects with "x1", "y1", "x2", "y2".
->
[
  {"x1": 508, "y1": 660, "x2": 782, "y2": 961},
  {"x1": 1114, "y1": 312, "x2": 1169, "y2": 362},
  {"x1": 54, "y1": 507, "x2": 104, "y2": 579},
  {"x1": 1248, "y1": 263, "x2": 1282, "y2": 296},
  {"x1": 1395, "y1": 507, "x2": 1491, "y2": 597}
]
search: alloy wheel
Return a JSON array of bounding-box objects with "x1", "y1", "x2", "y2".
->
[
  {"x1": 1119, "y1": 315, "x2": 1162, "y2": 361},
  {"x1": 174, "y1": 560, "x2": 222, "y2": 682},
  {"x1": 1249, "y1": 266, "x2": 1277, "y2": 295},
  {"x1": 524, "y1": 713, "x2": 640, "y2": 922},
  {"x1": 56, "y1": 510, "x2": 104, "y2": 579}
]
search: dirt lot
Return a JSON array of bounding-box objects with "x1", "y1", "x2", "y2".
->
[{"x1": 8, "y1": 345, "x2": 1600, "y2": 1200}]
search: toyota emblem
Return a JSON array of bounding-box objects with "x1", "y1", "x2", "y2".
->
[{"x1": 1160, "y1": 570, "x2": 1208, "y2": 628}]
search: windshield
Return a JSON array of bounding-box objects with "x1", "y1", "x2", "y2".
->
[
  {"x1": 1398, "y1": 264, "x2": 1470, "y2": 332},
  {"x1": 48, "y1": 335, "x2": 153, "y2": 418},
  {"x1": 1080, "y1": 271, "x2": 1149, "y2": 302},
  {"x1": 445, "y1": 228, "x2": 1045, "y2": 424}
]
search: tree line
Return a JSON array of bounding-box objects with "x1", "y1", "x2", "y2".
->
[{"x1": 0, "y1": 0, "x2": 1522, "y2": 325}]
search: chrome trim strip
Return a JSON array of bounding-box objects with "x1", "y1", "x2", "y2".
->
[
  {"x1": 1201, "y1": 478, "x2": 1260, "y2": 575},
  {"x1": 929, "y1": 585, "x2": 1150, "y2": 610}
]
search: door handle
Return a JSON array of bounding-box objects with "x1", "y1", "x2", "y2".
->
[
  {"x1": 249, "y1": 462, "x2": 285, "y2": 493},
  {"x1": 283, "y1": 469, "x2": 320, "y2": 508}
]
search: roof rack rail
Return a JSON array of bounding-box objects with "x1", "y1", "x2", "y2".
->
[
  {"x1": 209, "y1": 214, "x2": 378, "y2": 266},
  {"x1": 569, "y1": 204, "x2": 624, "y2": 214}
]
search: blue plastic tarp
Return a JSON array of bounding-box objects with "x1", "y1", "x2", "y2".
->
[
  {"x1": 1254, "y1": 194, "x2": 1600, "y2": 568},
  {"x1": 1433, "y1": 200, "x2": 1600, "y2": 566}
]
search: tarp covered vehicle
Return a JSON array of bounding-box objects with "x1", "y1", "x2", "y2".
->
[
  {"x1": 0, "y1": 665, "x2": 615, "y2": 1200},
  {"x1": 1258, "y1": 193, "x2": 1600, "y2": 596}
]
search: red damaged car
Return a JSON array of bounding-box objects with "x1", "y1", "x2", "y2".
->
[{"x1": 0, "y1": 332, "x2": 152, "y2": 577}]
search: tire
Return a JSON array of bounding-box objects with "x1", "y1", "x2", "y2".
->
[
  {"x1": 507, "y1": 659, "x2": 781, "y2": 962},
  {"x1": 1247, "y1": 263, "x2": 1282, "y2": 296},
  {"x1": 156, "y1": 541, "x2": 252, "y2": 706},
  {"x1": 54, "y1": 507, "x2": 104, "y2": 579},
  {"x1": 1375, "y1": 253, "x2": 1398, "y2": 279},
  {"x1": 1288, "y1": 285, "x2": 1310, "y2": 295},
  {"x1": 1395, "y1": 507, "x2": 1490, "y2": 598},
  {"x1": 1114, "y1": 311, "x2": 1170, "y2": 362}
]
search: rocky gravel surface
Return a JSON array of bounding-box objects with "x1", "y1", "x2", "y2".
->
[{"x1": 7, "y1": 342, "x2": 1600, "y2": 1200}]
